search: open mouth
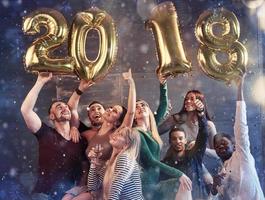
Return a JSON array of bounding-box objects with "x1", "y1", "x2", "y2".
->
[
  {"x1": 94, "y1": 114, "x2": 101, "y2": 119},
  {"x1": 62, "y1": 111, "x2": 70, "y2": 115}
]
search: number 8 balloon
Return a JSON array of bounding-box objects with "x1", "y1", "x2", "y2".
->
[{"x1": 195, "y1": 8, "x2": 248, "y2": 83}]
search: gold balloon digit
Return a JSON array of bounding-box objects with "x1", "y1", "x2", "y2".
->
[
  {"x1": 195, "y1": 9, "x2": 240, "y2": 50},
  {"x1": 146, "y1": 1, "x2": 191, "y2": 78},
  {"x1": 23, "y1": 8, "x2": 75, "y2": 74},
  {"x1": 69, "y1": 7, "x2": 118, "y2": 81},
  {"x1": 195, "y1": 8, "x2": 248, "y2": 82},
  {"x1": 198, "y1": 42, "x2": 247, "y2": 82}
]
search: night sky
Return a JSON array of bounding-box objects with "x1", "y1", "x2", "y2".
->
[{"x1": 0, "y1": 0, "x2": 265, "y2": 199}]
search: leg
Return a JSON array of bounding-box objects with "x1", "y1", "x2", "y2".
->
[{"x1": 61, "y1": 193, "x2": 75, "y2": 200}]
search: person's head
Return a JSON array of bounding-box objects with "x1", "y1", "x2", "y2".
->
[
  {"x1": 134, "y1": 99, "x2": 163, "y2": 148},
  {"x1": 87, "y1": 101, "x2": 105, "y2": 127},
  {"x1": 179, "y1": 90, "x2": 212, "y2": 120},
  {"x1": 48, "y1": 100, "x2": 71, "y2": 122},
  {"x1": 135, "y1": 100, "x2": 150, "y2": 120},
  {"x1": 104, "y1": 128, "x2": 140, "y2": 199},
  {"x1": 110, "y1": 127, "x2": 140, "y2": 159},
  {"x1": 169, "y1": 127, "x2": 187, "y2": 153},
  {"x1": 103, "y1": 105, "x2": 127, "y2": 128},
  {"x1": 213, "y1": 133, "x2": 235, "y2": 161}
]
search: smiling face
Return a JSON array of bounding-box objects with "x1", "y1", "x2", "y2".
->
[
  {"x1": 214, "y1": 135, "x2": 234, "y2": 161},
  {"x1": 103, "y1": 105, "x2": 123, "y2": 124},
  {"x1": 109, "y1": 128, "x2": 129, "y2": 150},
  {"x1": 184, "y1": 92, "x2": 197, "y2": 112},
  {"x1": 49, "y1": 101, "x2": 71, "y2": 122},
  {"x1": 88, "y1": 103, "x2": 105, "y2": 126},
  {"x1": 170, "y1": 130, "x2": 187, "y2": 153},
  {"x1": 135, "y1": 100, "x2": 150, "y2": 120}
]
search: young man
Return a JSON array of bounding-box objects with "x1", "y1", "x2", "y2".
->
[
  {"x1": 21, "y1": 73, "x2": 88, "y2": 200},
  {"x1": 212, "y1": 74, "x2": 264, "y2": 199},
  {"x1": 67, "y1": 80, "x2": 105, "y2": 143},
  {"x1": 162, "y1": 99, "x2": 210, "y2": 199}
]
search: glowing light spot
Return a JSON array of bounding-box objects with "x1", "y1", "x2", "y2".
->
[
  {"x1": 252, "y1": 76, "x2": 265, "y2": 106},
  {"x1": 243, "y1": 0, "x2": 264, "y2": 9}
]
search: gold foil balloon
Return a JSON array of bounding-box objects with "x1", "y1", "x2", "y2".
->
[
  {"x1": 195, "y1": 8, "x2": 240, "y2": 50},
  {"x1": 23, "y1": 8, "x2": 75, "y2": 74},
  {"x1": 198, "y1": 42, "x2": 247, "y2": 82},
  {"x1": 146, "y1": 1, "x2": 191, "y2": 78},
  {"x1": 69, "y1": 7, "x2": 118, "y2": 81},
  {"x1": 195, "y1": 8, "x2": 248, "y2": 83}
]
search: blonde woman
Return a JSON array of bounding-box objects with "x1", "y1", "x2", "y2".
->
[
  {"x1": 87, "y1": 127, "x2": 143, "y2": 200},
  {"x1": 133, "y1": 75, "x2": 192, "y2": 200}
]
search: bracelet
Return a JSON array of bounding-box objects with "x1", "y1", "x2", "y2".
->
[{"x1": 75, "y1": 88, "x2": 83, "y2": 95}]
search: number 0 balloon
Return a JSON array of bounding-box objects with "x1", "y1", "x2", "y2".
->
[{"x1": 69, "y1": 7, "x2": 118, "y2": 81}]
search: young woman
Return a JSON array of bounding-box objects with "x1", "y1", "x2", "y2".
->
[
  {"x1": 133, "y1": 76, "x2": 192, "y2": 200},
  {"x1": 62, "y1": 69, "x2": 136, "y2": 200},
  {"x1": 159, "y1": 90, "x2": 217, "y2": 149},
  {"x1": 87, "y1": 127, "x2": 143, "y2": 200}
]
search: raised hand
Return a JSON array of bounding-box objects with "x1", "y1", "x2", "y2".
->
[
  {"x1": 37, "y1": 72, "x2": 52, "y2": 84},
  {"x1": 194, "y1": 99, "x2": 204, "y2": 113},
  {"x1": 78, "y1": 79, "x2": 95, "y2": 92},
  {"x1": 122, "y1": 68, "x2": 133, "y2": 81},
  {"x1": 158, "y1": 73, "x2": 167, "y2": 85}
]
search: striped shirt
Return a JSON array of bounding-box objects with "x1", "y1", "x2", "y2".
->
[{"x1": 87, "y1": 153, "x2": 144, "y2": 200}]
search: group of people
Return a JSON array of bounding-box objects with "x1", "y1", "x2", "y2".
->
[{"x1": 21, "y1": 69, "x2": 265, "y2": 200}]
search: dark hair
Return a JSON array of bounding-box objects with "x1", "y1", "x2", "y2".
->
[
  {"x1": 213, "y1": 133, "x2": 235, "y2": 146},
  {"x1": 178, "y1": 90, "x2": 212, "y2": 121},
  {"x1": 115, "y1": 105, "x2": 127, "y2": 128},
  {"x1": 168, "y1": 126, "x2": 186, "y2": 143},
  {"x1": 88, "y1": 101, "x2": 105, "y2": 109},
  {"x1": 48, "y1": 100, "x2": 68, "y2": 115}
]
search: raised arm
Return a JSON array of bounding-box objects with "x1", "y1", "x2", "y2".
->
[
  {"x1": 190, "y1": 99, "x2": 208, "y2": 160},
  {"x1": 234, "y1": 74, "x2": 249, "y2": 153},
  {"x1": 120, "y1": 69, "x2": 136, "y2": 128},
  {"x1": 155, "y1": 74, "x2": 169, "y2": 126},
  {"x1": 67, "y1": 79, "x2": 94, "y2": 128},
  {"x1": 21, "y1": 72, "x2": 52, "y2": 133}
]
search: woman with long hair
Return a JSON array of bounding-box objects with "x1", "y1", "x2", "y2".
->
[
  {"x1": 62, "y1": 69, "x2": 136, "y2": 200},
  {"x1": 87, "y1": 127, "x2": 143, "y2": 200},
  {"x1": 133, "y1": 76, "x2": 192, "y2": 200}
]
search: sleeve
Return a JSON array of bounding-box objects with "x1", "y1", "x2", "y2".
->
[
  {"x1": 234, "y1": 101, "x2": 250, "y2": 155},
  {"x1": 34, "y1": 122, "x2": 49, "y2": 139},
  {"x1": 190, "y1": 115, "x2": 208, "y2": 162},
  {"x1": 207, "y1": 120, "x2": 217, "y2": 149},
  {"x1": 108, "y1": 154, "x2": 134, "y2": 200},
  {"x1": 140, "y1": 134, "x2": 183, "y2": 179},
  {"x1": 87, "y1": 166, "x2": 105, "y2": 191},
  {"x1": 155, "y1": 83, "x2": 169, "y2": 125}
]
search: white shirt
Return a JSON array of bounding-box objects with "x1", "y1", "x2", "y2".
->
[{"x1": 216, "y1": 101, "x2": 264, "y2": 200}]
